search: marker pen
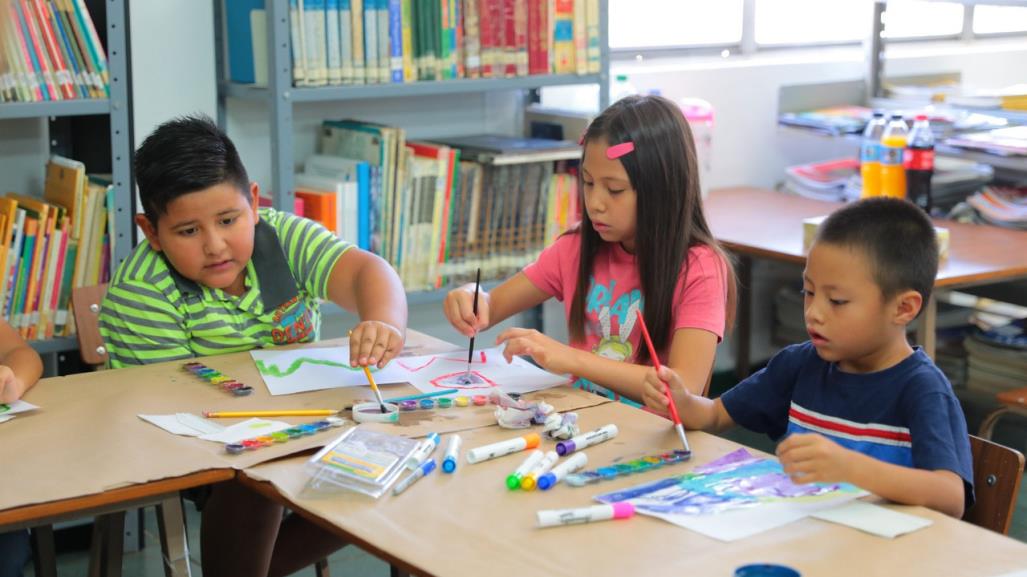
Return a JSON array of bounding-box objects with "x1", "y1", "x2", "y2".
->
[
  {"x1": 537, "y1": 452, "x2": 588, "y2": 490},
  {"x1": 442, "y1": 434, "x2": 462, "y2": 473},
  {"x1": 506, "y1": 450, "x2": 545, "y2": 490},
  {"x1": 555, "y1": 424, "x2": 618, "y2": 456},
  {"x1": 466, "y1": 432, "x2": 541, "y2": 464},
  {"x1": 406, "y1": 432, "x2": 441, "y2": 469},
  {"x1": 536, "y1": 502, "x2": 635, "y2": 528},
  {"x1": 520, "y1": 451, "x2": 559, "y2": 491},
  {"x1": 393, "y1": 459, "x2": 437, "y2": 496}
]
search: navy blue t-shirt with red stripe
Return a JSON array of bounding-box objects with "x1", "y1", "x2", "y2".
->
[{"x1": 721, "y1": 342, "x2": 974, "y2": 509}]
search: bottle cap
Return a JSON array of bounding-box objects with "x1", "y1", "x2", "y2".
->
[{"x1": 915, "y1": 114, "x2": 928, "y2": 121}]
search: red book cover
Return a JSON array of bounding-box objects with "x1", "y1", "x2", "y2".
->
[
  {"x1": 527, "y1": 0, "x2": 547, "y2": 75},
  {"x1": 18, "y1": 0, "x2": 58, "y2": 100},
  {"x1": 502, "y1": 0, "x2": 515, "y2": 76},
  {"x1": 513, "y1": 0, "x2": 527, "y2": 76},
  {"x1": 30, "y1": 0, "x2": 74, "y2": 99},
  {"x1": 477, "y1": 0, "x2": 492, "y2": 77}
]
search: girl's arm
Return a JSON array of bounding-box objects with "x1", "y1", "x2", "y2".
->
[
  {"x1": 445, "y1": 272, "x2": 550, "y2": 337},
  {"x1": 575, "y1": 326, "x2": 717, "y2": 400},
  {"x1": 498, "y1": 326, "x2": 719, "y2": 403},
  {"x1": 0, "y1": 320, "x2": 43, "y2": 402}
]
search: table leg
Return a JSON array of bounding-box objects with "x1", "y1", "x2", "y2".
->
[
  {"x1": 735, "y1": 254, "x2": 752, "y2": 380},
  {"x1": 156, "y1": 495, "x2": 192, "y2": 577},
  {"x1": 30, "y1": 525, "x2": 57, "y2": 577}
]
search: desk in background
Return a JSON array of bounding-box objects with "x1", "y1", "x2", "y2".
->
[{"x1": 706, "y1": 187, "x2": 1027, "y2": 378}]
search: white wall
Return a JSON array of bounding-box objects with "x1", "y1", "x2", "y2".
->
[{"x1": 128, "y1": 3, "x2": 1027, "y2": 369}]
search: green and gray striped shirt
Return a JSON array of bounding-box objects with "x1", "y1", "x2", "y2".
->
[{"x1": 99, "y1": 208, "x2": 351, "y2": 368}]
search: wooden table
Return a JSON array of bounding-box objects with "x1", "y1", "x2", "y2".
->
[
  {"x1": 705, "y1": 187, "x2": 1027, "y2": 377},
  {"x1": 240, "y1": 401, "x2": 1027, "y2": 577},
  {"x1": 0, "y1": 330, "x2": 504, "y2": 576}
]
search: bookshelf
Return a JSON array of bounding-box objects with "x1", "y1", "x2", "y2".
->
[
  {"x1": 0, "y1": 0, "x2": 134, "y2": 369},
  {"x1": 212, "y1": 0, "x2": 609, "y2": 214}
]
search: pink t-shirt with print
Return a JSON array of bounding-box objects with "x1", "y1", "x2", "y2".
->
[{"x1": 522, "y1": 232, "x2": 728, "y2": 402}]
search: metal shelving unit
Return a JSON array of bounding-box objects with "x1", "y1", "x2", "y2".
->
[
  {"x1": 0, "y1": 0, "x2": 134, "y2": 369},
  {"x1": 213, "y1": 0, "x2": 610, "y2": 213}
]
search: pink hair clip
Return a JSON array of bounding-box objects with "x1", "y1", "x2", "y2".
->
[{"x1": 606, "y1": 141, "x2": 635, "y2": 160}]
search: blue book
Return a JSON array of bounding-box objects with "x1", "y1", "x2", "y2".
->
[
  {"x1": 388, "y1": 0, "x2": 403, "y2": 83},
  {"x1": 224, "y1": 0, "x2": 264, "y2": 84}
]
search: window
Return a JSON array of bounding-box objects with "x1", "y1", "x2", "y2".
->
[
  {"x1": 881, "y1": 1, "x2": 963, "y2": 38},
  {"x1": 973, "y1": 5, "x2": 1027, "y2": 35},
  {"x1": 608, "y1": 0, "x2": 743, "y2": 49},
  {"x1": 755, "y1": 0, "x2": 868, "y2": 46}
]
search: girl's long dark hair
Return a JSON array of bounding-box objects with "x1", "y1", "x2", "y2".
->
[{"x1": 568, "y1": 95, "x2": 737, "y2": 364}]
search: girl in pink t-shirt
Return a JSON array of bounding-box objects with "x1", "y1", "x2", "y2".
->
[{"x1": 443, "y1": 95, "x2": 736, "y2": 405}]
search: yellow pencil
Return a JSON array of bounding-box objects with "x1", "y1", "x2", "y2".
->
[
  {"x1": 362, "y1": 365, "x2": 388, "y2": 414},
  {"x1": 203, "y1": 409, "x2": 338, "y2": 418}
]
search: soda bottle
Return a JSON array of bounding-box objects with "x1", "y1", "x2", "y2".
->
[
  {"x1": 879, "y1": 114, "x2": 908, "y2": 199},
  {"x1": 859, "y1": 111, "x2": 887, "y2": 198},
  {"x1": 904, "y1": 114, "x2": 935, "y2": 212}
]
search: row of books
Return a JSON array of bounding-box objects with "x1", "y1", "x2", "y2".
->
[
  {"x1": 291, "y1": 121, "x2": 580, "y2": 291},
  {"x1": 225, "y1": 0, "x2": 601, "y2": 87},
  {"x1": 1, "y1": 157, "x2": 114, "y2": 341},
  {"x1": 0, "y1": 0, "x2": 109, "y2": 103},
  {"x1": 966, "y1": 186, "x2": 1027, "y2": 230}
]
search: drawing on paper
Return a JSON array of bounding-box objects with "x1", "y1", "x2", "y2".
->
[{"x1": 251, "y1": 346, "x2": 569, "y2": 396}]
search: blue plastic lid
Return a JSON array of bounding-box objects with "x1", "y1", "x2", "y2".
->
[
  {"x1": 536, "y1": 472, "x2": 557, "y2": 491},
  {"x1": 442, "y1": 457, "x2": 456, "y2": 473},
  {"x1": 735, "y1": 564, "x2": 801, "y2": 577}
]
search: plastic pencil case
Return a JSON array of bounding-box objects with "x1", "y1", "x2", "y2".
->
[{"x1": 565, "y1": 450, "x2": 692, "y2": 487}]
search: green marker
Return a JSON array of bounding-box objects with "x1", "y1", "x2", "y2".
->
[{"x1": 506, "y1": 450, "x2": 544, "y2": 490}]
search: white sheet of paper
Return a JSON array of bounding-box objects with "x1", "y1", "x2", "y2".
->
[
  {"x1": 644, "y1": 497, "x2": 863, "y2": 542},
  {"x1": 811, "y1": 501, "x2": 933, "y2": 538},
  {"x1": 251, "y1": 346, "x2": 409, "y2": 396},
  {"x1": 0, "y1": 415, "x2": 14, "y2": 424},
  {"x1": 0, "y1": 400, "x2": 39, "y2": 416},
  {"x1": 252, "y1": 346, "x2": 569, "y2": 397},
  {"x1": 198, "y1": 418, "x2": 292, "y2": 444},
  {"x1": 139, "y1": 413, "x2": 226, "y2": 437}
]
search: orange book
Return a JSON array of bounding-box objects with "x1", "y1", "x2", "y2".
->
[{"x1": 294, "y1": 189, "x2": 338, "y2": 233}]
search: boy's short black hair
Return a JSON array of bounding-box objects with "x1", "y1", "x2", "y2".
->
[
  {"x1": 134, "y1": 114, "x2": 250, "y2": 225},
  {"x1": 815, "y1": 197, "x2": 938, "y2": 311}
]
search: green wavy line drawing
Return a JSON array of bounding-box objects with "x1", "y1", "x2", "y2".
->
[{"x1": 255, "y1": 357, "x2": 365, "y2": 378}]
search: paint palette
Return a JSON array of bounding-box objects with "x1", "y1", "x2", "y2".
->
[
  {"x1": 224, "y1": 417, "x2": 346, "y2": 454},
  {"x1": 183, "y1": 362, "x2": 254, "y2": 396},
  {"x1": 564, "y1": 450, "x2": 692, "y2": 487}
]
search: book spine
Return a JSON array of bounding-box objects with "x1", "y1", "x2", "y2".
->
[
  {"x1": 552, "y1": 0, "x2": 573, "y2": 74},
  {"x1": 400, "y1": 0, "x2": 416, "y2": 82},
  {"x1": 572, "y1": 0, "x2": 585, "y2": 75},
  {"x1": 585, "y1": 0, "x2": 598, "y2": 73},
  {"x1": 17, "y1": 0, "x2": 57, "y2": 100},
  {"x1": 31, "y1": 0, "x2": 74, "y2": 98},
  {"x1": 513, "y1": 0, "x2": 527, "y2": 76},
  {"x1": 289, "y1": 0, "x2": 308, "y2": 84},
  {"x1": 363, "y1": 0, "x2": 378, "y2": 83},
  {"x1": 325, "y1": 0, "x2": 343, "y2": 84},
  {"x1": 351, "y1": 0, "x2": 365, "y2": 83},
  {"x1": 339, "y1": 0, "x2": 354, "y2": 83},
  {"x1": 388, "y1": 0, "x2": 404, "y2": 82},
  {"x1": 461, "y1": 0, "x2": 479, "y2": 78},
  {"x1": 6, "y1": 5, "x2": 42, "y2": 101},
  {"x1": 46, "y1": 0, "x2": 87, "y2": 98},
  {"x1": 304, "y1": 0, "x2": 328, "y2": 85},
  {"x1": 501, "y1": 0, "x2": 515, "y2": 76},
  {"x1": 377, "y1": 0, "x2": 391, "y2": 82}
]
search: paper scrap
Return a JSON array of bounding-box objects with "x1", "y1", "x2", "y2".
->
[
  {"x1": 811, "y1": 501, "x2": 933, "y2": 538},
  {"x1": 0, "y1": 415, "x2": 14, "y2": 424},
  {"x1": 198, "y1": 418, "x2": 292, "y2": 444},
  {"x1": 0, "y1": 400, "x2": 39, "y2": 416},
  {"x1": 140, "y1": 413, "x2": 226, "y2": 437}
]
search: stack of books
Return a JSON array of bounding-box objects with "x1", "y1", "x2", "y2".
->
[
  {"x1": 777, "y1": 106, "x2": 872, "y2": 136},
  {"x1": 966, "y1": 186, "x2": 1027, "y2": 230},
  {"x1": 0, "y1": 0, "x2": 109, "y2": 102},
  {"x1": 225, "y1": 0, "x2": 602, "y2": 88},
  {"x1": 964, "y1": 325, "x2": 1027, "y2": 397},
  {"x1": 944, "y1": 126, "x2": 1027, "y2": 157},
  {"x1": 783, "y1": 158, "x2": 861, "y2": 202}
]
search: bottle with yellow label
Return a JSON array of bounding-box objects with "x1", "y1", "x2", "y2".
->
[{"x1": 879, "y1": 114, "x2": 908, "y2": 199}]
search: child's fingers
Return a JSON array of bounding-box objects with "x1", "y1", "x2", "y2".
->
[
  {"x1": 443, "y1": 293, "x2": 474, "y2": 336},
  {"x1": 353, "y1": 323, "x2": 381, "y2": 366},
  {"x1": 656, "y1": 366, "x2": 686, "y2": 393},
  {"x1": 377, "y1": 329, "x2": 404, "y2": 368}
]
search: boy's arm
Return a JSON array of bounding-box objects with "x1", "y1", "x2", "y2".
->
[
  {"x1": 325, "y1": 248, "x2": 408, "y2": 368},
  {"x1": 641, "y1": 365, "x2": 736, "y2": 431},
  {"x1": 0, "y1": 319, "x2": 43, "y2": 402},
  {"x1": 777, "y1": 433, "x2": 966, "y2": 518}
]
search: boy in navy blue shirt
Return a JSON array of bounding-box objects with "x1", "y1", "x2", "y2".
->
[{"x1": 643, "y1": 197, "x2": 973, "y2": 518}]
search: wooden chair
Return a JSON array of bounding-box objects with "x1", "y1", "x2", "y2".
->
[
  {"x1": 964, "y1": 435, "x2": 1025, "y2": 535},
  {"x1": 978, "y1": 386, "x2": 1027, "y2": 441}
]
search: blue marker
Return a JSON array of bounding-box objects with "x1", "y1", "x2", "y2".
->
[
  {"x1": 406, "y1": 432, "x2": 441, "y2": 469},
  {"x1": 442, "y1": 434, "x2": 462, "y2": 473},
  {"x1": 537, "y1": 452, "x2": 588, "y2": 491},
  {"x1": 393, "y1": 458, "x2": 436, "y2": 496}
]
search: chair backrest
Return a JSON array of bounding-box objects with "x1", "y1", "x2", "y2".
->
[
  {"x1": 71, "y1": 284, "x2": 109, "y2": 366},
  {"x1": 964, "y1": 434, "x2": 1025, "y2": 534}
]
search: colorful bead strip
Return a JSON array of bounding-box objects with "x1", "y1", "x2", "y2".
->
[
  {"x1": 224, "y1": 418, "x2": 345, "y2": 454},
  {"x1": 183, "y1": 362, "x2": 254, "y2": 396},
  {"x1": 564, "y1": 450, "x2": 692, "y2": 487}
]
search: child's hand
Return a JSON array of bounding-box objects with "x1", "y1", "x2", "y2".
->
[
  {"x1": 443, "y1": 284, "x2": 490, "y2": 338},
  {"x1": 349, "y1": 321, "x2": 405, "y2": 368},
  {"x1": 0, "y1": 365, "x2": 27, "y2": 403},
  {"x1": 496, "y1": 328, "x2": 573, "y2": 375},
  {"x1": 777, "y1": 433, "x2": 854, "y2": 485},
  {"x1": 641, "y1": 366, "x2": 689, "y2": 418}
]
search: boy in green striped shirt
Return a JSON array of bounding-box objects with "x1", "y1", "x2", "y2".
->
[{"x1": 99, "y1": 115, "x2": 406, "y2": 577}]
